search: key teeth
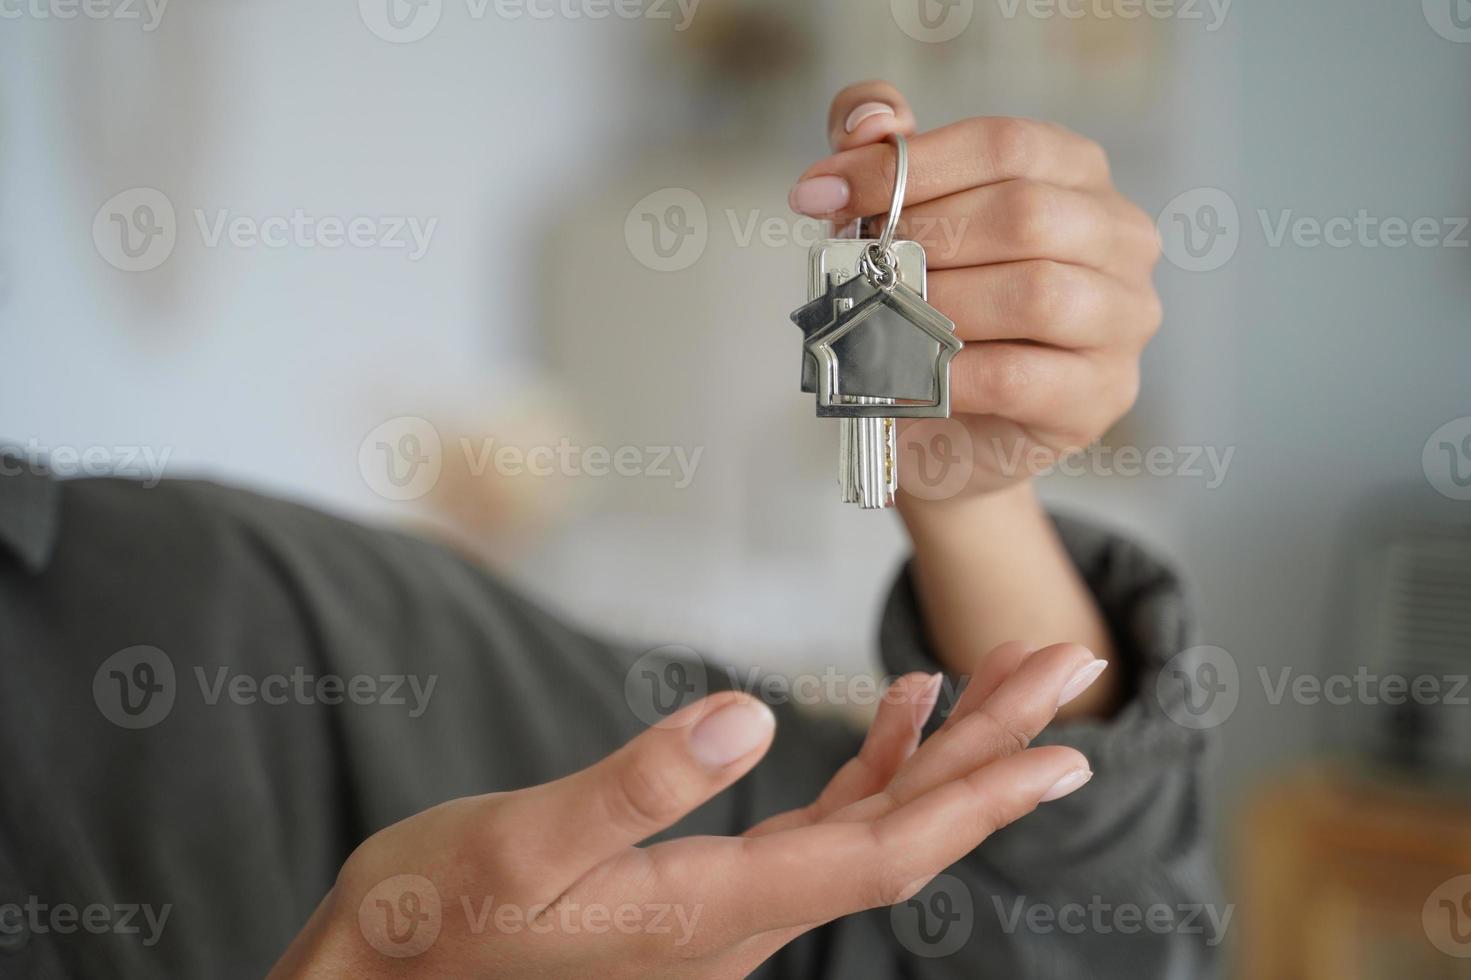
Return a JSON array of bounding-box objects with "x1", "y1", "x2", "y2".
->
[{"x1": 839, "y1": 406, "x2": 896, "y2": 509}]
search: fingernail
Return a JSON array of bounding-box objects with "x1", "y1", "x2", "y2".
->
[
  {"x1": 690, "y1": 700, "x2": 775, "y2": 769},
  {"x1": 844, "y1": 101, "x2": 895, "y2": 134},
  {"x1": 788, "y1": 175, "x2": 850, "y2": 216},
  {"x1": 1040, "y1": 768, "x2": 1093, "y2": 802},
  {"x1": 912, "y1": 673, "x2": 944, "y2": 731},
  {"x1": 1057, "y1": 659, "x2": 1108, "y2": 709}
]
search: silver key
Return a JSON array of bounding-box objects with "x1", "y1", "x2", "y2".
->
[
  {"x1": 789, "y1": 133, "x2": 961, "y2": 509},
  {"x1": 807, "y1": 240, "x2": 929, "y2": 508}
]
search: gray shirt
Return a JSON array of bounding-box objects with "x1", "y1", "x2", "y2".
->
[{"x1": 0, "y1": 463, "x2": 1220, "y2": 978}]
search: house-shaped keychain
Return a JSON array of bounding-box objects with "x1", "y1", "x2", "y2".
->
[{"x1": 790, "y1": 273, "x2": 962, "y2": 418}]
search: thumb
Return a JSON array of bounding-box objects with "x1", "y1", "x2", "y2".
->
[
  {"x1": 825, "y1": 79, "x2": 918, "y2": 153},
  {"x1": 792, "y1": 80, "x2": 918, "y2": 224},
  {"x1": 514, "y1": 692, "x2": 775, "y2": 883}
]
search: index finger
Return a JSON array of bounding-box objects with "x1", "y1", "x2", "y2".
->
[
  {"x1": 792, "y1": 117, "x2": 1112, "y2": 224},
  {"x1": 700, "y1": 745, "x2": 1089, "y2": 936}
]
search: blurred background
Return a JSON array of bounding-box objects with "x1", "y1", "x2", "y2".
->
[{"x1": 3, "y1": 0, "x2": 1470, "y2": 975}]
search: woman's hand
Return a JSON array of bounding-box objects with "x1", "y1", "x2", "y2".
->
[
  {"x1": 271, "y1": 643, "x2": 1103, "y2": 978},
  {"x1": 787, "y1": 83, "x2": 1164, "y2": 713},
  {"x1": 789, "y1": 80, "x2": 1163, "y2": 503}
]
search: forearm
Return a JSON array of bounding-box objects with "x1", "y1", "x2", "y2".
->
[{"x1": 897, "y1": 482, "x2": 1119, "y2": 719}]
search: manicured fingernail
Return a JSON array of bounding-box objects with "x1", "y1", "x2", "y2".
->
[
  {"x1": 1040, "y1": 768, "x2": 1093, "y2": 802},
  {"x1": 788, "y1": 175, "x2": 850, "y2": 216},
  {"x1": 690, "y1": 700, "x2": 775, "y2": 769},
  {"x1": 912, "y1": 673, "x2": 944, "y2": 731},
  {"x1": 1057, "y1": 659, "x2": 1108, "y2": 709},
  {"x1": 845, "y1": 101, "x2": 895, "y2": 133}
]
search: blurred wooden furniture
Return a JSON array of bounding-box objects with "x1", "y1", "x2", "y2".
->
[{"x1": 1241, "y1": 765, "x2": 1471, "y2": 979}]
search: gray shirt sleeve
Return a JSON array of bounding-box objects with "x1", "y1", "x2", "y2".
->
[
  {"x1": 870, "y1": 512, "x2": 1224, "y2": 978},
  {"x1": 0, "y1": 472, "x2": 1218, "y2": 979}
]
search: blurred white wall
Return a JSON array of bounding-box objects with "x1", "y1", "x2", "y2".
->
[
  {"x1": 1198, "y1": 1, "x2": 1471, "y2": 811},
  {"x1": 0, "y1": 0, "x2": 657, "y2": 508}
]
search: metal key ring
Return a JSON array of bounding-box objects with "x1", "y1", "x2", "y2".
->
[
  {"x1": 875, "y1": 131, "x2": 908, "y2": 256},
  {"x1": 858, "y1": 132, "x2": 908, "y2": 290}
]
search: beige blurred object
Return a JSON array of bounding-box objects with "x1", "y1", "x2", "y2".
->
[
  {"x1": 421, "y1": 384, "x2": 587, "y2": 562},
  {"x1": 1241, "y1": 765, "x2": 1471, "y2": 980},
  {"x1": 1042, "y1": 4, "x2": 1169, "y2": 111}
]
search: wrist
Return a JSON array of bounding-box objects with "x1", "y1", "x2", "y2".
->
[
  {"x1": 893, "y1": 480, "x2": 1121, "y2": 718},
  {"x1": 897, "y1": 479, "x2": 1044, "y2": 545}
]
